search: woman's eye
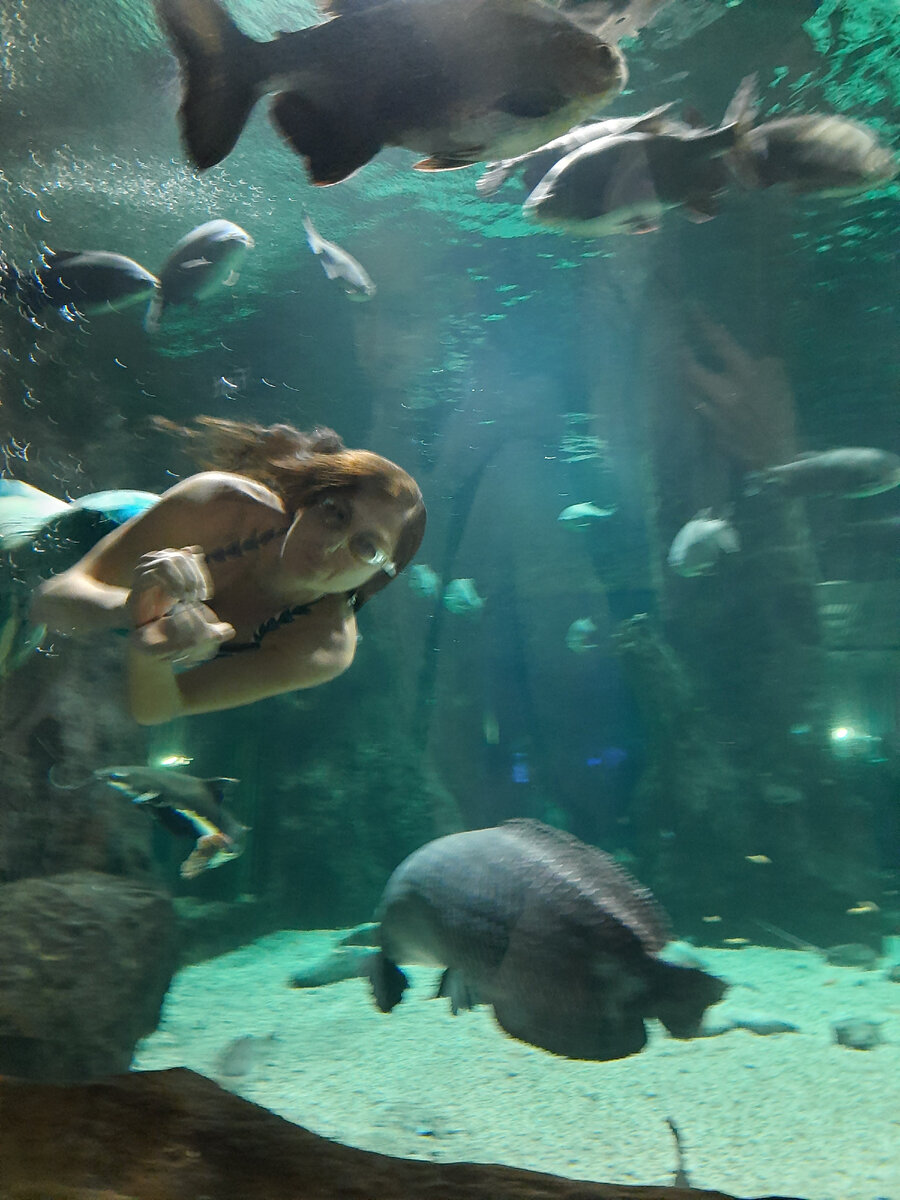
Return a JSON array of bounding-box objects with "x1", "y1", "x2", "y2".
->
[{"x1": 317, "y1": 496, "x2": 350, "y2": 525}]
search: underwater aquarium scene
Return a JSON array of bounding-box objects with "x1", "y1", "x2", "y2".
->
[{"x1": 0, "y1": 0, "x2": 898, "y2": 1196}]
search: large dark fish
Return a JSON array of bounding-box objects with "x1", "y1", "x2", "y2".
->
[
  {"x1": 745, "y1": 448, "x2": 900, "y2": 500},
  {"x1": 725, "y1": 75, "x2": 897, "y2": 197},
  {"x1": 369, "y1": 820, "x2": 727, "y2": 1061},
  {"x1": 154, "y1": 0, "x2": 627, "y2": 186},
  {"x1": 94, "y1": 765, "x2": 249, "y2": 878},
  {"x1": 15, "y1": 249, "x2": 160, "y2": 318},
  {"x1": 147, "y1": 219, "x2": 254, "y2": 332},
  {"x1": 523, "y1": 123, "x2": 736, "y2": 235},
  {"x1": 476, "y1": 102, "x2": 678, "y2": 197}
]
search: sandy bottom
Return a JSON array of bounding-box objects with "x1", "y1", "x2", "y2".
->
[{"x1": 134, "y1": 932, "x2": 900, "y2": 1200}]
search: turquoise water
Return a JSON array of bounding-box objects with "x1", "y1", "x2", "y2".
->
[{"x1": 0, "y1": 1, "x2": 898, "y2": 1195}]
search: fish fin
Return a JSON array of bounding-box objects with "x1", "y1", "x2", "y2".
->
[
  {"x1": 40, "y1": 250, "x2": 83, "y2": 266},
  {"x1": 131, "y1": 791, "x2": 163, "y2": 805},
  {"x1": 476, "y1": 161, "x2": 515, "y2": 197},
  {"x1": 368, "y1": 953, "x2": 409, "y2": 1013},
  {"x1": 632, "y1": 101, "x2": 677, "y2": 133},
  {"x1": 414, "y1": 154, "x2": 480, "y2": 172},
  {"x1": 683, "y1": 195, "x2": 720, "y2": 222},
  {"x1": 152, "y1": 806, "x2": 199, "y2": 839},
  {"x1": 492, "y1": 995, "x2": 648, "y2": 1061},
  {"x1": 206, "y1": 777, "x2": 239, "y2": 805},
  {"x1": 649, "y1": 960, "x2": 728, "y2": 1040},
  {"x1": 144, "y1": 295, "x2": 164, "y2": 333},
  {"x1": 715, "y1": 525, "x2": 740, "y2": 554},
  {"x1": 223, "y1": 269, "x2": 240, "y2": 286},
  {"x1": 269, "y1": 91, "x2": 382, "y2": 185},
  {"x1": 321, "y1": 260, "x2": 344, "y2": 280},
  {"x1": 721, "y1": 73, "x2": 761, "y2": 188},
  {"x1": 435, "y1": 969, "x2": 478, "y2": 1015},
  {"x1": 314, "y1": 0, "x2": 390, "y2": 16},
  {"x1": 154, "y1": 0, "x2": 264, "y2": 170},
  {"x1": 179, "y1": 257, "x2": 212, "y2": 269},
  {"x1": 302, "y1": 213, "x2": 323, "y2": 252}
]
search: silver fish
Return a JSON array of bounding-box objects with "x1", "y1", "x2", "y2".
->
[
  {"x1": 369, "y1": 820, "x2": 727, "y2": 1060},
  {"x1": 725, "y1": 75, "x2": 897, "y2": 197},
  {"x1": 23, "y1": 249, "x2": 159, "y2": 317},
  {"x1": 94, "y1": 765, "x2": 249, "y2": 877},
  {"x1": 667, "y1": 509, "x2": 740, "y2": 577},
  {"x1": 303, "y1": 214, "x2": 375, "y2": 300},
  {"x1": 746, "y1": 449, "x2": 900, "y2": 500},
  {"x1": 147, "y1": 219, "x2": 254, "y2": 332},
  {"x1": 154, "y1": 0, "x2": 627, "y2": 186},
  {"x1": 476, "y1": 102, "x2": 678, "y2": 197}
]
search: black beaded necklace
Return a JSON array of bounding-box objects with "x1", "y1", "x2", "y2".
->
[{"x1": 203, "y1": 525, "x2": 351, "y2": 656}]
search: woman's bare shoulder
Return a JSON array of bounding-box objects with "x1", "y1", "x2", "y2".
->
[{"x1": 160, "y1": 471, "x2": 284, "y2": 513}]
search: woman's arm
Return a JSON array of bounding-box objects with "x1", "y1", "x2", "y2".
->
[
  {"x1": 29, "y1": 472, "x2": 264, "y2": 635},
  {"x1": 128, "y1": 604, "x2": 358, "y2": 724}
]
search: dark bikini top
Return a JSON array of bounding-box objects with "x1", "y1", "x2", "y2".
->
[{"x1": 205, "y1": 526, "x2": 357, "y2": 656}]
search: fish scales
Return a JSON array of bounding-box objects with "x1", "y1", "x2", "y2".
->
[{"x1": 373, "y1": 820, "x2": 724, "y2": 1061}]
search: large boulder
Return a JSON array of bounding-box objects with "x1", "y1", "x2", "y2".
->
[{"x1": 0, "y1": 870, "x2": 176, "y2": 1082}]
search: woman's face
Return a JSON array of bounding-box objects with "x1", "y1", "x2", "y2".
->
[{"x1": 281, "y1": 481, "x2": 408, "y2": 594}]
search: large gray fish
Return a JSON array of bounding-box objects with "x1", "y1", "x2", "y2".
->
[
  {"x1": 154, "y1": 0, "x2": 627, "y2": 186},
  {"x1": 725, "y1": 75, "x2": 897, "y2": 197},
  {"x1": 94, "y1": 765, "x2": 249, "y2": 878},
  {"x1": 303, "y1": 214, "x2": 376, "y2": 300},
  {"x1": 476, "y1": 102, "x2": 678, "y2": 197},
  {"x1": 147, "y1": 219, "x2": 254, "y2": 332},
  {"x1": 20, "y1": 249, "x2": 160, "y2": 317},
  {"x1": 369, "y1": 820, "x2": 727, "y2": 1061},
  {"x1": 746, "y1": 448, "x2": 900, "y2": 500}
]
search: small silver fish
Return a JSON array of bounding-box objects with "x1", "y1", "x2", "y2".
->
[
  {"x1": 565, "y1": 617, "x2": 599, "y2": 654},
  {"x1": 667, "y1": 509, "x2": 739, "y2": 577},
  {"x1": 303, "y1": 214, "x2": 375, "y2": 300},
  {"x1": 558, "y1": 501, "x2": 617, "y2": 522},
  {"x1": 443, "y1": 578, "x2": 485, "y2": 615}
]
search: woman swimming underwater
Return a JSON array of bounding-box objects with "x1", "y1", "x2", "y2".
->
[{"x1": 30, "y1": 417, "x2": 426, "y2": 724}]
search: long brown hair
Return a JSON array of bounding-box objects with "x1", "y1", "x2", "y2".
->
[{"x1": 153, "y1": 416, "x2": 425, "y2": 607}]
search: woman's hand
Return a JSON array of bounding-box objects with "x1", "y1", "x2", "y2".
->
[{"x1": 128, "y1": 548, "x2": 234, "y2": 665}]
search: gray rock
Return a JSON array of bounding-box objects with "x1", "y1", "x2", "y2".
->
[
  {"x1": 825, "y1": 943, "x2": 880, "y2": 970},
  {"x1": 0, "y1": 870, "x2": 176, "y2": 1082},
  {"x1": 832, "y1": 1018, "x2": 885, "y2": 1050}
]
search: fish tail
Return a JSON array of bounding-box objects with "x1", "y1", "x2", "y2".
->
[
  {"x1": 154, "y1": 0, "x2": 263, "y2": 170},
  {"x1": 302, "y1": 213, "x2": 322, "y2": 253},
  {"x1": 650, "y1": 961, "x2": 728, "y2": 1040},
  {"x1": 721, "y1": 73, "x2": 761, "y2": 187},
  {"x1": 743, "y1": 469, "x2": 771, "y2": 497},
  {"x1": 144, "y1": 294, "x2": 164, "y2": 334},
  {"x1": 476, "y1": 161, "x2": 514, "y2": 198}
]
